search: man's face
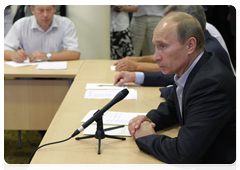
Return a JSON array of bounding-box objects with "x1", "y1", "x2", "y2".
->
[
  {"x1": 152, "y1": 20, "x2": 190, "y2": 77},
  {"x1": 31, "y1": 5, "x2": 56, "y2": 31}
]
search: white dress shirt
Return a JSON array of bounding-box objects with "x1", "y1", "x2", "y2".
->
[{"x1": 4, "y1": 15, "x2": 80, "y2": 55}]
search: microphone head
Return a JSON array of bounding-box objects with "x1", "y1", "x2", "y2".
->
[
  {"x1": 112, "y1": 88, "x2": 129, "y2": 103},
  {"x1": 120, "y1": 88, "x2": 129, "y2": 97}
]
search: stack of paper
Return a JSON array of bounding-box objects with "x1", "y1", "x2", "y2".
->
[{"x1": 5, "y1": 60, "x2": 67, "y2": 70}]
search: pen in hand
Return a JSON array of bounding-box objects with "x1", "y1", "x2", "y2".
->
[{"x1": 20, "y1": 45, "x2": 29, "y2": 61}]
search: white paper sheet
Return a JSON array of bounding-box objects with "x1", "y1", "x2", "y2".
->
[
  {"x1": 84, "y1": 89, "x2": 137, "y2": 100},
  {"x1": 81, "y1": 110, "x2": 147, "y2": 125},
  {"x1": 36, "y1": 61, "x2": 67, "y2": 70},
  {"x1": 5, "y1": 59, "x2": 39, "y2": 67},
  {"x1": 85, "y1": 83, "x2": 127, "y2": 90},
  {"x1": 110, "y1": 66, "x2": 116, "y2": 71},
  {"x1": 83, "y1": 125, "x2": 130, "y2": 136}
]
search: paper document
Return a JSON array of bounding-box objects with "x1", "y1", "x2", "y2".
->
[
  {"x1": 86, "y1": 83, "x2": 127, "y2": 90},
  {"x1": 83, "y1": 125, "x2": 130, "y2": 136},
  {"x1": 5, "y1": 59, "x2": 67, "y2": 70},
  {"x1": 81, "y1": 110, "x2": 147, "y2": 125},
  {"x1": 84, "y1": 89, "x2": 137, "y2": 100},
  {"x1": 5, "y1": 59, "x2": 39, "y2": 67},
  {"x1": 36, "y1": 61, "x2": 67, "y2": 70},
  {"x1": 110, "y1": 66, "x2": 116, "y2": 71}
]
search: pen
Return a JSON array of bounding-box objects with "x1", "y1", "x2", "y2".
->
[
  {"x1": 20, "y1": 45, "x2": 25, "y2": 51},
  {"x1": 98, "y1": 84, "x2": 125, "y2": 87},
  {"x1": 20, "y1": 45, "x2": 29, "y2": 60},
  {"x1": 103, "y1": 125, "x2": 125, "y2": 132}
]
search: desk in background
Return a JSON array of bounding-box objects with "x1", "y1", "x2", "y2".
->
[{"x1": 4, "y1": 60, "x2": 83, "y2": 130}]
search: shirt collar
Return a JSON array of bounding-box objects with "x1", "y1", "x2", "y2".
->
[{"x1": 174, "y1": 51, "x2": 204, "y2": 87}]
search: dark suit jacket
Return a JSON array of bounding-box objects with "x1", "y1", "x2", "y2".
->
[{"x1": 135, "y1": 51, "x2": 236, "y2": 164}]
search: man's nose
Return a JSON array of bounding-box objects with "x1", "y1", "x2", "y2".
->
[
  {"x1": 43, "y1": 10, "x2": 48, "y2": 17},
  {"x1": 153, "y1": 50, "x2": 162, "y2": 62}
]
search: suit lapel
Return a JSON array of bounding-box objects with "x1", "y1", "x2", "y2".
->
[{"x1": 181, "y1": 51, "x2": 212, "y2": 124}]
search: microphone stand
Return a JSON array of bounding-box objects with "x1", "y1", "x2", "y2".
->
[{"x1": 75, "y1": 110, "x2": 126, "y2": 154}]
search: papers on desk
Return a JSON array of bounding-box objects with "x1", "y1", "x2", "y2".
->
[
  {"x1": 110, "y1": 66, "x2": 116, "y2": 71},
  {"x1": 5, "y1": 59, "x2": 39, "y2": 67},
  {"x1": 85, "y1": 83, "x2": 137, "y2": 100},
  {"x1": 36, "y1": 61, "x2": 67, "y2": 70},
  {"x1": 83, "y1": 124, "x2": 130, "y2": 136},
  {"x1": 81, "y1": 110, "x2": 146, "y2": 125},
  {"x1": 84, "y1": 89, "x2": 137, "y2": 100},
  {"x1": 86, "y1": 83, "x2": 127, "y2": 90},
  {"x1": 5, "y1": 60, "x2": 67, "y2": 70}
]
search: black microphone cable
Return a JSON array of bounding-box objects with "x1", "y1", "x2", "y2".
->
[
  {"x1": 29, "y1": 89, "x2": 129, "y2": 163},
  {"x1": 28, "y1": 129, "x2": 80, "y2": 164}
]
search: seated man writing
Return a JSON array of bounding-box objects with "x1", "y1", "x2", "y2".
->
[{"x1": 4, "y1": 5, "x2": 80, "y2": 62}]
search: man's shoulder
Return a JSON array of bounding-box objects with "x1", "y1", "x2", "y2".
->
[
  {"x1": 53, "y1": 15, "x2": 73, "y2": 24},
  {"x1": 14, "y1": 15, "x2": 34, "y2": 25}
]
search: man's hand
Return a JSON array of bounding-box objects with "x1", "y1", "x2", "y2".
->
[
  {"x1": 114, "y1": 71, "x2": 136, "y2": 86},
  {"x1": 128, "y1": 115, "x2": 155, "y2": 138},
  {"x1": 114, "y1": 57, "x2": 139, "y2": 71},
  {"x1": 29, "y1": 51, "x2": 47, "y2": 62},
  {"x1": 12, "y1": 49, "x2": 29, "y2": 63},
  {"x1": 134, "y1": 121, "x2": 156, "y2": 139}
]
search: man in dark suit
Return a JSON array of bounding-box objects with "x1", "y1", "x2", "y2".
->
[{"x1": 127, "y1": 12, "x2": 236, "y2": 164}]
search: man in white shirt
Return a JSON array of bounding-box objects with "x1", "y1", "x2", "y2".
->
[{"x1": 4, "y1": 5, "x2": 80, "y2": 63}]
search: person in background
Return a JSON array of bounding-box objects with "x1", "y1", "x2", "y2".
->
[
  {"x1": 110, "y1": 5, "x2": 138, "y2": 60},
  {"x1": 4, "y1": 5, "x2": 80, "y2": 63},
  {"x1": 4, "y1": 6, "x2": 13, "y2": 37},
  {"x1": 128, "y1": 12, "x2": 236, "y2": 164},
  {"x1": 229, "y1": 5, "x2": 236, "y2": 69},
  {"x1": 130, "y1": 5, "x2": 165, "y2": 56}
]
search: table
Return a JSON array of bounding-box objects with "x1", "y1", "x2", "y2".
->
[
  {"x1": 30, "y1": 60, "x2": 180, "y2": 164},
  {"x1": 4, "y1": 60, "x2": 83, "y2": 130}
]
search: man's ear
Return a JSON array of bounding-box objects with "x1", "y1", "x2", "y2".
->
[
  {"x1": 30, "y1": 6, "x2": 34, "y2": 15},
  {"x1": 53, "y1": 5, "x2": 57, "y2": 14},
  {"x1": 187, "y1": 37, "x2": 197, "y2": 54}
]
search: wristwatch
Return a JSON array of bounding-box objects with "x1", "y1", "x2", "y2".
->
[{"x1": 46, "y1": 53, "x2": 52, "y2": 61}]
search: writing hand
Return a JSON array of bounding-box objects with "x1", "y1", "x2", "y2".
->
[{"x1": 13, "y1": 49, "x2": 29, "y2": 63}]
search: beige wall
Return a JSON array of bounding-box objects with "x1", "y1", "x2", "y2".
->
[{"x1": 10, "y1": 5, "x2": 110, "y2": 60}]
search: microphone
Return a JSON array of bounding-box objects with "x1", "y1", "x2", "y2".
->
[{"x1": 71, "y1": 88, "x2": 129, "y2": 137}]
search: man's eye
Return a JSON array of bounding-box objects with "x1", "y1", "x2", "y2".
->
[{"x1": 157, "y1": 45, "x2": 166, "y2": 49}]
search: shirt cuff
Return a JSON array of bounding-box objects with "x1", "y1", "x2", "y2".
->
[{"x1": 134, "y1": 72, "x2": 144, "y2": 85}]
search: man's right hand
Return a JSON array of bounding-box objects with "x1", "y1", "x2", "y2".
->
[
  {"x1": 128, "y1": 115, "x2": 156, "y2": 138},
  {"x1": 114, "y1": 71, "x2": 136, "y2": 86},
  {"x1": 12, "y1": 49, "x2": 29, "y2": 63}
]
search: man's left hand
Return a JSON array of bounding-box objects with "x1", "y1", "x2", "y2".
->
[{"x1": 29, "y1": 51, "x2": 47, "y2": 62}]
